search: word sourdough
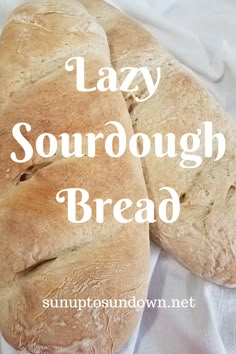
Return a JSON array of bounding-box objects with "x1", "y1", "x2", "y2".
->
[{"x1": 11, "y1": 121, "x2": 225, "y2": 169}]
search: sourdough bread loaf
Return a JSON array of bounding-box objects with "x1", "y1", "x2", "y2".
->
[
  {"x1": 82, "y1": 0, "x2": 236, "y2": 287},
  {"x1": 0, "y1": 1, "x2": 149, "y2": 352}
]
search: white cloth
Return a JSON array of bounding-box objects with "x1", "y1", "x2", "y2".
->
[{"x1": 0, "y1": 0, "x2": 236, "y2": 353}]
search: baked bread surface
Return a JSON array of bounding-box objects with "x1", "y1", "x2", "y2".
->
[
  {"x1": 82, "y1": 0, "x2": 236, "y2": 287},
  {"x1": 0, "y1": 1, "x2": 149, "y2": 352}
]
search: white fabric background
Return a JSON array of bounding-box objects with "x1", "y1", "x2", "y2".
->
[{"x1": 0, "y1": 0, "x2": 236, "y2": 353}]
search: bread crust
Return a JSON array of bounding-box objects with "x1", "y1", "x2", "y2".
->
[
  {"x1": 82, "y1": 0, "x2": 236, "y2": 287},
  {"x1": 0, "y1": 1, "x2": 149, "y2": 352}
]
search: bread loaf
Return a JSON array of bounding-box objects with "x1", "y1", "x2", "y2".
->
[
  {"x1": 0, "y1": 1, "x2": 149, "y2": 352},
  {"x1": 82, "y1": 0, "x2": 236, "y2": 287}
]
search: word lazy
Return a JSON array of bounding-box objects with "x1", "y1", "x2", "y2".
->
[{"x1": 65, "y1": 57, "x2": 161, "y2": 102}]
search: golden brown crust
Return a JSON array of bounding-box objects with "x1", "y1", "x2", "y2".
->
[
  {"x1": 82, "y1": 0, "x2": 236, "y2": 286},
  {"x1": 0, "y1": 1, "x2": 149, "y2": 352}
]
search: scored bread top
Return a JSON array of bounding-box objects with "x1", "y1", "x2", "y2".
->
[
  {"x1": 82, "y1": 0, "x2": 236, "y2": 287},
  {"x1": 0, "y1": 1, "x2": 149, "y2": 353}
]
